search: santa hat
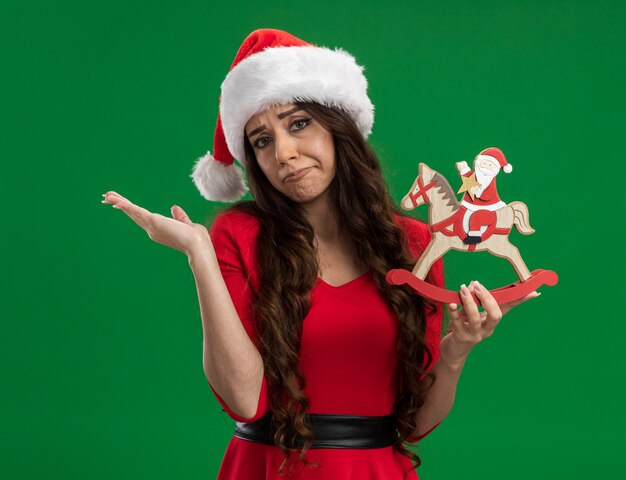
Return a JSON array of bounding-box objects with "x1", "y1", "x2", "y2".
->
[
  {"x1": 191, "y1": 29, "x2": 375, "y2": 202},
  {"x1": 474, "y1": 147, "x2": 513, "y2": 174}
]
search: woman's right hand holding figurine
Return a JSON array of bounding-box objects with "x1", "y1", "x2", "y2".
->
[
  {"x1": 102, "y1": 191, "x2": 210, "y2": 257},
  {"x1": 440, "y1": 281, "x2": 539, "y2": 369}
]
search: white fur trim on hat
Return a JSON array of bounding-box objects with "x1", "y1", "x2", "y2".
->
[
  {"x1": 190, "y1": 150, "x2": 248, "y2": 202},
  {"x1": 503, "y1": 163, "x2": 513, "y2": 173},
  {"x1": 220, "y1": 45, "x2": 374, "y2": 163}
]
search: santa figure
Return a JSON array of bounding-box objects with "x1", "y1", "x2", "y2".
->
[{"x1": 456, "y1": 147, "x2": 513, "y2": 244}]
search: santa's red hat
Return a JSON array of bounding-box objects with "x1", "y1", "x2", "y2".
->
[
  {"x1": 191, "y1": 29, "x2": 375, "y2": 202},
  {"x1": 474, "y1": 147, "x2": 513, "y2": 174}
]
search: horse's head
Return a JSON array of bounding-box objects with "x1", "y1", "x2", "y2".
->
[{"x1": 401, "y1": 163, "x2": 438, "y2": 210}]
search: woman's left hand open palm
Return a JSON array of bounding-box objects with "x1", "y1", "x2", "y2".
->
[{"x1": 439, "y1": 281, "x2": 539, "y2": 368}]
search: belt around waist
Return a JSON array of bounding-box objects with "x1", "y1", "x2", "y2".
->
[{"x1": 234, "y1": 412, "x2": 398, "y2": 449}]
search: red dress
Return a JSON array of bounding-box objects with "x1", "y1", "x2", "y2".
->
[{"x1": 208, "y1": 209, "x2": 445, "y2": 479}]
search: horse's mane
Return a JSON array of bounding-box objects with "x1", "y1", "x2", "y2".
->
[{"x1": 432, "y1": 172, "x2": 460, "y2": 210}]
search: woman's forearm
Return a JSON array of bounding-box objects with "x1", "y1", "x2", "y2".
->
[
  {"x1": 413, "y1": 355, "x2": 466, "y2": 438},
  {"x1": 187, "y1": 238, "x2": 264, "y2": 419}
]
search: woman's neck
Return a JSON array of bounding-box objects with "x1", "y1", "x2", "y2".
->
[{"x1": 299, "y1": 193, "x2": 342, "y2": 242}]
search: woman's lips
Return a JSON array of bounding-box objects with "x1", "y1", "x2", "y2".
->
[{"x1": 285, "y1": 167, "x2": 312, "y2": 183}]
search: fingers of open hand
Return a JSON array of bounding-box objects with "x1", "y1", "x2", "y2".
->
[
  {"x1": 102, "y1": 191, "x2": 128, "y2": 206},
  {"x1": 170, "y1": 205, "x2": 192, "y2": 225},
  {"x1": 102, "y1": 191, "x2": 154, "y2": 233}
]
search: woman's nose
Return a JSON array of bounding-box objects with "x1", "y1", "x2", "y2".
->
[{"x1": 274, "y1": 132, "x2": 298, "y2": 164}]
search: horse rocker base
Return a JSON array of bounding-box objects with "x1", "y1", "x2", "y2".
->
[{"x1": 386, "y1": 268, "x2": 559, "y2": 305}]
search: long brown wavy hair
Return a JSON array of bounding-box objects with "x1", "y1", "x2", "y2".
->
[{"x1": 219, "y1": 102, "x2": 439, "y2": 478}]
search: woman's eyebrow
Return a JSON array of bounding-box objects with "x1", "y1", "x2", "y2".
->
[
  {"x1": 247, "y1": 125, "x2": 265, "y2": 139},
  {"x1": 277, "y1": 106, "x2": 302, "y2": 119},
  {"x1": 247, "y1": 107, "x2": 303, "y2": 138}
]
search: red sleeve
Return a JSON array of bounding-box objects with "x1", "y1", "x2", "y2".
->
[
  {"x1": 398, "y1": 215, "x2": 444, "y2": 372},
  {"x1": 207, "y1": 212, "x2": 270, "y2": 423},
  {"x1": 400, "y1": 216, "x2": 445, "y2": 442},
  {"x1": 424, "y1": 246, "x2": 444, "y2": 373}
]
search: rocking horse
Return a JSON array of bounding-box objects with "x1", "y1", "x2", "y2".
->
[{"x1": 386, "y1": 149, "x2": 558, "y2": 304}]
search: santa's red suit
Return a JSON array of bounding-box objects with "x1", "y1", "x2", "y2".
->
[{"x1": 458, "y1": 147, "x2": 512, "y2": 240}]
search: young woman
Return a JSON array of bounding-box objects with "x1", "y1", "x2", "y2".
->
[{"x1": 102, "y1": 29, "x2": 536, "y2": 480}]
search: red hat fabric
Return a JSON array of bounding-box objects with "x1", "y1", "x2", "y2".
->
[
  {"x1": 475, "y1": 147, "x2": 513, "y2": 174},
  {"x1": 191, "y1": 29, "x2": 375, "y2": 202}
]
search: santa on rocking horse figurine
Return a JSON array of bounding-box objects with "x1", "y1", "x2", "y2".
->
[
  {"x1": 386, "y1": 147, "x2": 558, "y2": 305},
  {"x1": 457, "y1": 147, "x2": 512, "y2": 245}
]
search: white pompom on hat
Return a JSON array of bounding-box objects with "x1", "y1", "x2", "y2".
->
[
  {"x1": 474, "y1": 147, "x2": 513, "y2": 174},
  {"x1": 190, "y1": 28, "x2": 375, "y2": 202}
]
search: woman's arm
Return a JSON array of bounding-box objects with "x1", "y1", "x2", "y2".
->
[
  {"x1": 412, "y1": 353, "x2": 466, "y2": 439},
  {"x1": 102, "y1": 191, "x2": 264, "y2": 420},
  {"x1": 187, "y1": 237, "x2": 265, "y2": 420}
]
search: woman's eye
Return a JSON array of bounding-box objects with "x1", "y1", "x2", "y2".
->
[
  {"x1": 291, "y1": 118, "x2": 311, "y2": 131},
  {"x1": 254, "y1": 119, "x2": 310, "y2": 148},
  {"x1": 255, "y1": 136, "x2": 271, "y2": 149}
]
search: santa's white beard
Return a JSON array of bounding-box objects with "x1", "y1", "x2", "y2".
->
[{"x1": 474, "y1": 167, "x2": 496, "y2": 197}]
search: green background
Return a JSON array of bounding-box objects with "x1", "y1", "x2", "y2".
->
[{"x1": 2, "y1": 0, "x2": 624, "y2": 478}]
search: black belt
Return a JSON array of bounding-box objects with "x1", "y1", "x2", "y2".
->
[{"x1": 234, "y1": 412, "x2": 398, "y2": 449}]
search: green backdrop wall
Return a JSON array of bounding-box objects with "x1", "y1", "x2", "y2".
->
[{"x1": 2, "y1": 0, "x2": 624, "y2": 478}]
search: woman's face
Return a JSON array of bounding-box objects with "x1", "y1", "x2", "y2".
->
[{"x1": 244, "y1": 103, "x2": 336, "y2": 206}]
